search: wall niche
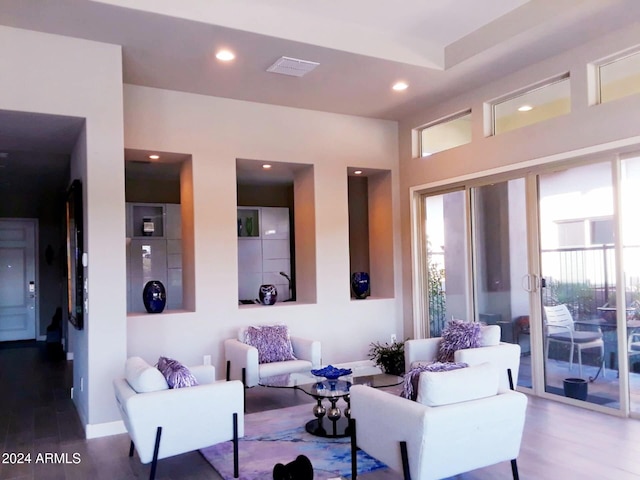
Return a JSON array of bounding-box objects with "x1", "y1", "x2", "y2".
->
[
  {"x1": 124, "y1": 149, "x2": 194, "y2": 314},
  {"x1": 236, "y1": 158, "x2": 316, "y2": 305},
  {"x1": 347, "y1": 168, "x2": 394, "y2": 299}
]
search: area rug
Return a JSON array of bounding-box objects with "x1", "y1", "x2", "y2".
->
[{"x1": 200, "y1": 403, "x2": 388, "y2": 479}]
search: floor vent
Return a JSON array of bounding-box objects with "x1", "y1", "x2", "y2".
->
[{"x1": 267, "y1": 56, "x2": 319, "y2": 77}]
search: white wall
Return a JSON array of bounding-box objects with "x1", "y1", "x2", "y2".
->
[
  {"x1": 398, "y1": 22, "x2": 640, "y2": 336},
  {"x1": 0, "y1": 26, "x2": 126, "y2": 432},
  {"x1": 123, "y1": 85, "x2": 402, "y2": 379}
]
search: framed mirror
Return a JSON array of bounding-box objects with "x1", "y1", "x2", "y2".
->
[{"x1": 66, "y1": 179, "x2": 84, "y2": 330}]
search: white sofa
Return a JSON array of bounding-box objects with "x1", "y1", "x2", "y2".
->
[
  {"x1": 404, "y1": 325, "x2": 521, "y2": 391},
  {"x1": 224, "y1": 327, "x2": 321, "y2": 387},
  {"x1": 350, "y1": 363, "x2": 528, "y2": 480},
  {"x1": 113, "y1": 357, "x2": 244, "y2": 480}
]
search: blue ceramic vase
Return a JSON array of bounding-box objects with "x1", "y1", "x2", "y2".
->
[
  {"x1": 351, "y1": 272, "x2": 370, "y2": 299},
  {"x1": 143, "y1": 280, "x2": 167, "y2": 313},
  {"x1": 259, "y1": 284, "x2": 278, "y2": 305}
]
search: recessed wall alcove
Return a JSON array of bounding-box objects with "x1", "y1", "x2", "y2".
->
[
  {"x1": 236, "y1": 158, "x2": 316, "y2": 306},
  {"x1": 124, "y1": 148, "x2": 195, "y2": 314},
  {"x1": 348, "y1": 167, "x2": 394, "y2": 299}
]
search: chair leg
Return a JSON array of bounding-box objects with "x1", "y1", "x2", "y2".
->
[
  {"x1": 226, "y1": 360, "x2": 231, "y2": 381},
  {"x1": 241, "y1": 367, "x2": 247, "y2": 413},
  {"x1": 350, "y1": 418, "x2": 358, "y2": 479},
  {"x1": 569, "y1": 343, "x2": 575, "y2": 372},
  {"x1": 511, "y1": 458, "x2": 520, "y2": 480},
  {"x1": 399, "y1": 441, "x2": 411, "y2": 480},
  {"x1": 149, "y1": 426, "x2": 162, "y2": 480},
  {"x1": 129, "y1": 440, "x2": 135, "y2": 457},
  {"x1": 507, "y1": 368, "x2": 514, "y2": 390},
  {"x1": 232, "y1": 412, "x2": 239, "y2": 478},
  {"x1": 578, "y1": 345, "x2": 584, "y2": 377}
]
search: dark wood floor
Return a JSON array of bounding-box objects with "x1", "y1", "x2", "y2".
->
[{"x1": 2, "y1": 342, "x2": 640, "y2": 479}]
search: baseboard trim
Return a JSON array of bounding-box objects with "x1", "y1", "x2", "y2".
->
[{"x1": 85, "y1": 420, "x2": 126, "y2": 439}]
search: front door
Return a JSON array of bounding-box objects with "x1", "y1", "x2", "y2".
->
[{"x1": 0, "y1": 219, "x2": 37, "y2": 341}]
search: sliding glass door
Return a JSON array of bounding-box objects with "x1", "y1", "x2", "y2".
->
[
  {"x1": 620, "y1": 154, "x2": 640, "y2": 415},
  {"x1": 538, "y1": 162, "x2": 619, "y2": 407},
  {"x1": 423, "y1": 190, "x2": 469, "y2": 337},
  {"x1": 420, "y1": 180, "x2": 532, "y2": 387},
  {"x1": 471, "y1": 179, "x2": 532, "y2": 388}
]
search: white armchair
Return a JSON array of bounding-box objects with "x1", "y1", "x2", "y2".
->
[
  {"x1": 113, "y1": 357, "x2": 245, "y2": 480},
  {"x1": 224, "y1": 326, "x2": 321, "y2": 387},
  {"x1": 349, "y1": 363, "x2": 528, "y2": 480},
  {"x1": 404, "y1": 325, "x2": 521, "y2": 391}
]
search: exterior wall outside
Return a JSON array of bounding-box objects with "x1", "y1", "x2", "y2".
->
[
  {"x1": 398, "y1": 22, "x2": 640, "y2": 337},
  {"x1": 0, "y1": 26, "x2": 126, "y2": 430},
  {"x1": 123, "y1": 85, "x2": 402, "y2": 376}
]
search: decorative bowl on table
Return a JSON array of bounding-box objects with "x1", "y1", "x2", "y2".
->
[{"x1": 311, "y1": 365, "x2": 352, "y2": 380}]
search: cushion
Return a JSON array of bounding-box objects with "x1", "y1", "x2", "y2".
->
[
  {"x1": 157, "y1": 356, "x2": 199, "y2": 388},
  {"x1": 125, "y1": 356, "x2": 169, "y2": 393},
  {"x1": 479, "y1": 324, "x2": 501, "y2": 346},
  {"x1": 244, "y1": 325, "x2": 297, "y2": 364},
  {"x1": 401, "y1": 362, "x2": 468, "y2": 401},
  {"x1": 436, "y1": 319, "x2": 482, "y2": 363},
  {"x1": 416, "y1": 362, "x2": 499, "y2": 407}
]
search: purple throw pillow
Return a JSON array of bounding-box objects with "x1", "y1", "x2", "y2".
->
[
  {"x1": 244, "y1": 325, "x2": 297, "y2": 364},
  {"x1": 436, "y1": 319, "x2": 482, "y2": 363},
  {"x1": 157, "y1": 356, "x2": 199, "y2": 389},
  {"x1": 401, "y1": 362, "x2": 468, "y2": 400}
]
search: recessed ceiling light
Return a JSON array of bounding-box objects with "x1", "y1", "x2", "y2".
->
[
  {"x1": 392, "y1": 82, "x2": 409, "y2": 91},
  {"x1": 149, "y1": 154, "x2": 160, "y2": 160},
  {"x1": 216, "y1": 49, "x2": 235, "y2": 62},
  {"x1": 518, "y1": 105, "x2": 533, "y2": 112},
  {"x1": 262, "y1": 164, "x2": 272, "y2": 169},
  {"x1": 354, "y1": 170, "x2": 363, "y2": 175}
]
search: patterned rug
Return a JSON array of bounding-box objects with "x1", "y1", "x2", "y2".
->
[{"x1": 200, "y1": 403, "x2": 388, "y2": 479}]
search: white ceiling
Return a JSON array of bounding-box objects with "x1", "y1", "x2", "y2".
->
[
  {"x1": 1, "y1": 0, "x2": 640, "y2": 189},
  {"x1": 2, "y1": 0, "x2": 639, "y2": 124}
]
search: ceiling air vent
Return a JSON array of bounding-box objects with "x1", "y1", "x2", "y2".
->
[{"x1": 267, "y1": 56, "x2": 319, "y2": 77}]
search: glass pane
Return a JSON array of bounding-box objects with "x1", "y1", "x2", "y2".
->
[
  {"x1": 420, "y1": 112, "x2": 471, "y2": 157},
  {"x1": 424, "y1": 190, "x2": 469, "y2": 336},
  {"x1": 620, "y1": 155, "x2": 640, "y2": 415},
  {"x1": 494, "y1": 77, "x2": 570, "y2": 135},
  {"x1": 471, "y1": 179, "x2": 531, "y2": 388},
  {"x1": 539, "y1": 162, "x2": 619, "y2": 407},
  {"x1": 600, "y1": 51, "x2": 640, "y2": 103}
]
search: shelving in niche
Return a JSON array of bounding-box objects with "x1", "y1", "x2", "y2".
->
[
  {"x1": 237, "y1": 206, "x2": 291, "y2": 303},
  {"x1": 237, "y1": 208, "x2": 259, "y2": 237}
]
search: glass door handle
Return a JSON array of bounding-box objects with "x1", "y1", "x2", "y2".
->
[{"x1": 521, "y1": 274, "x2": 538, "y2": 292}]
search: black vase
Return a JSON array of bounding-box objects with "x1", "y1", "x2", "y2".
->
[
  {"x1": 351, "y1": 272, "x2": 370, "y2": 299},
  {"x1": 143, "y1": 280, "x2": 166, "y2": 313},
  {"x1": 259, "y1": 284, "x2": 277, "y2": 305}
]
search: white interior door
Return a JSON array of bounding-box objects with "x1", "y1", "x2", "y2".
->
[{"x1": 0, "y1": 219, "x2": 37, "y2": 341}]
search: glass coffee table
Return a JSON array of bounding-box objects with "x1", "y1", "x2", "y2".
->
[{"x1": 259, "y1": 363, "x2": 403, "y2": 438}]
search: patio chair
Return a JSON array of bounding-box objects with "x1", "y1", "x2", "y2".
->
[
  {"x1": 544, "y1": 304, "x2": 605, "y2": 378},
  {"x1": 628, "y1": 332, "x2": 640, "y2": 365}
]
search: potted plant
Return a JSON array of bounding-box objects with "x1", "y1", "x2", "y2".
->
[{"x1": 368, "y1": 339, "x2": 406, "y2": 375}]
